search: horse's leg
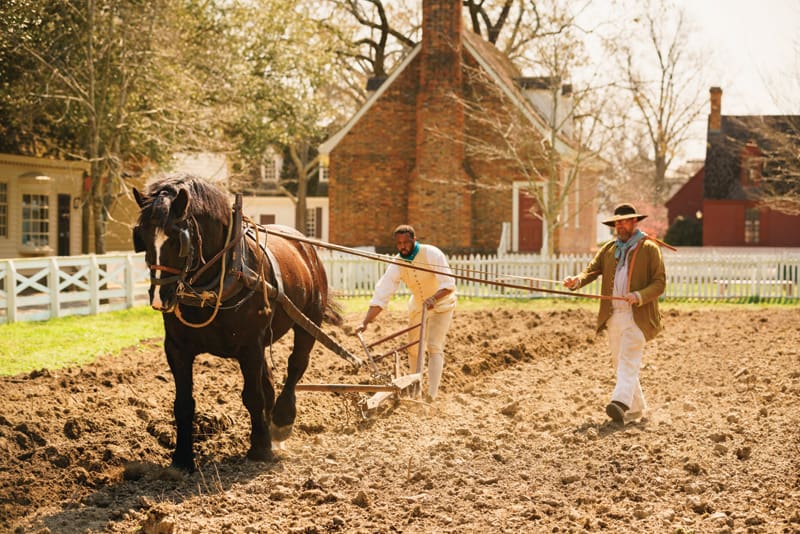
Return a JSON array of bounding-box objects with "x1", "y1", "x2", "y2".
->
[
  {"x1": 238, "y1": 344, "x2": 273, "y2": 462},
  {"x1": 166, "y1": 341, "x2": 196, "y2": 472},
  {"x1": 271, "y1": 325, "x2": 314, "y2": 442}
]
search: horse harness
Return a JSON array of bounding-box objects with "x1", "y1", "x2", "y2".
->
[
  {"x1": 148, "y1": 194, "x2": 361, "y2": 365},
  {"x1": 164, "y1": 194, "x2": 275, "y2": 312}
]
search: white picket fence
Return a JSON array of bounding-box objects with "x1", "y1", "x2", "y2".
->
[
  {"x1": 320, "y1": 248, "x2": 800, "y2": 301},
  {"x1": 0, "y1": 253, "x2": 151, "y2": 324},
  {"x1": 1, "y1": 248, "x2": 798, "y2": 324}
]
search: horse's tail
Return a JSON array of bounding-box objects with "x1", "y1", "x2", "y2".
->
[{"x1": 323, "y1": 291, "x2": 344, "y2": 326}]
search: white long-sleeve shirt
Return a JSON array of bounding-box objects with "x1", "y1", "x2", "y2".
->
[{"x1": 370, "y1": 243, "x2": 457, "y2": 313}]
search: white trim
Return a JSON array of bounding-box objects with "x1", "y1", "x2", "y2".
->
[
  {"x1": 319, "y1": 46, "x2": 422, "y2": 156},
  {"x1": 512, "y1": 181, "x2": 547, "y2": 254},
  {"x1": 0, "y1": 153, "x2": 88, "y2": 173},
  {"x1": 573, "y1": 171, "x2": 580, "y2": 229}
]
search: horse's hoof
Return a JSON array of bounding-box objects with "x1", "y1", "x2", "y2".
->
[
  {"x1": 162, "y1": 464, "x2": 192, "y2": 479},
  {"x1": 270, "y1": 423, "x2": 293, "y2": 443},
  {"x1": 169, "y1": 454, "x2": 196, "y2": 473},
  {"x1": 247, "y1": 447, "x2": 273, "y2": 462}
]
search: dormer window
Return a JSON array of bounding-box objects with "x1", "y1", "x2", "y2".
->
[
  {"x1": 741, "y1": 142, "x2": 762, "y2": 188},
  {"x1": 260, "y1": 146, "x2": 282, "y2": 184},
  {"x1": 262, "y1": 157, "x2": 279, "y2": 183}
]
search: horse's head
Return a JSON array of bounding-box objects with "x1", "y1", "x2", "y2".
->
[
  {"x1": 133, "y1": 174, "x2": 234, "y2": 313},
  {"x1": 133, "y1": 182, "x2": 195, "y2": 312}
]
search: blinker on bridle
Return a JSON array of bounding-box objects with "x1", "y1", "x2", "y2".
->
[{"x1": 133, "y1": 221, "x2": 195, "y2": 285}]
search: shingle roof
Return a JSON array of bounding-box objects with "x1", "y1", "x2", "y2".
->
[
  {"x1": 320, "y1": 29, "x2": 577, "y2": 156},
  {"x1": 705, "y1": 114, "x2": 800, "y2": 199}
]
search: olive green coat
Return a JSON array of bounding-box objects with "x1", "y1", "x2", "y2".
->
[{"x1": 575, "y1": 237, "x2": 666, "y2": 341}]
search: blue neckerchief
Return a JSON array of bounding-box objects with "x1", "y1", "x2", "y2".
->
[
  {"x1": 614, "y1": 230, "x2": 646, "y2": 264},
  {"x1": 399, "y1": 241, "x2": 420, "y2": 262}
]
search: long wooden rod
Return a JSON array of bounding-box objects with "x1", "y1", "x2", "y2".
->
[
  {"x1": 263, "y1": 227, "x2": 624, "y2": 301},
  {"x1": 295, "y1": 383, "x2": 397, "y2": 393}
]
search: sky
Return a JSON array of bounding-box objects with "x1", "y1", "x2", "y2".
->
[
  {"x1": 673, "y1": 0, "x2": 799, "y2": 159},
  {"x1": 677, "y1": 0, "x2": 798, "y2": 114}
]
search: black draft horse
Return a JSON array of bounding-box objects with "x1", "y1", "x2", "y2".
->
[{"x1": 133, "y1": 173, "x2": 333, "y2": 471}]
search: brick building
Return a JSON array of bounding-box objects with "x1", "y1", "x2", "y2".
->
[
  {"x1": 666, "y1": 87, "x2": 800, "y2": 246},
  {"x1": 319, "y1": 0, "x2": 599, "y2": 254}
]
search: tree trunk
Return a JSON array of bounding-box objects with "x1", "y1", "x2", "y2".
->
[
  {"x1": 289, "y1": 143, "x2": 309, "y2": 234},
  {"x1": 91, "y1": 170, "x2": 106, "y2": 254},
  {"x1": 295, "y1": 171, "x2": 307, "y2": 234},
  {"x1": 654, "y1": 153, "x2": 667, "y2": 204}
]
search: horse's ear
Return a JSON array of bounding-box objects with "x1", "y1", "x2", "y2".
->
[
  {"x1": 133, "y1": 188, "x2": 145, "y2": 208},
  {"x1": 172, "y1": 188, "x2": 190, "y2": 221}
]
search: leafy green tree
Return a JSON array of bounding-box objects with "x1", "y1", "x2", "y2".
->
[
  {"x1": 0, "y1": 0, "x2": 220, "y2": 252},
  {"x1": 1, "y1": 0, "x2": 345, "y2": 245},
  {"x1": 218, "y1": 1, "x2": 342, "y2": 231}
]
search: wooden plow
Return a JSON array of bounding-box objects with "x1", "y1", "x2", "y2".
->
[{"x1": 294, "y1": 307, "x2": 429, "y2": 416}]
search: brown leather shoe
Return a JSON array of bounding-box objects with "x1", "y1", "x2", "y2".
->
[{"x1": 605, "y1": 401, "x2": 628, "y2": 424}]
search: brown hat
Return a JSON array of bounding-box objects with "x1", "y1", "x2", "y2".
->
[{"x1": 602, "y1": 203, "x2": 648, "y2": 227}]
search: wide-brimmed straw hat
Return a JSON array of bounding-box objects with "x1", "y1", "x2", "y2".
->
[{"x1": 602, "y1": 203, "x2": 648, "y2": 227}]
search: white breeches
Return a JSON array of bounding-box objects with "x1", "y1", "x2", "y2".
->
[
  {"x1": 407, "y1": 307, "x2": 454, "y2": 399},
  {"x1": 607, "y1": 309, "x2": 647, "y2": 413}
]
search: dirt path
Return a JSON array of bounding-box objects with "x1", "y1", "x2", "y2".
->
[{"x1": 2, "y1": 306, "x2": 800, "y2": 533}]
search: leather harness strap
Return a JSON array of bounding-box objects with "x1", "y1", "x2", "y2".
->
[{"x1": 262, "y1": 242, "x2": 362, "y2": 368}]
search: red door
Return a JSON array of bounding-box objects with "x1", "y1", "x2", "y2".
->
[{"x1": 518, "y1": 189, "x2": 543, "y2": 252}]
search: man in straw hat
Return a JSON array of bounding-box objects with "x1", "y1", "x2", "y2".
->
[{"x1": 563, "y1": 203, "x2": 666, "y2": 425}]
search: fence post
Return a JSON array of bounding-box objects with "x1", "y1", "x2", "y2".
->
[
  {"x1": 49, "y1": 256, "x2": 60, "y2": 319},
  {"x1": 126, "y1": 254, "x2": 136, "y2": 308},
  {"x1": 89, "y1": 254, "x2": 100, "y2": 315},
  {"x1": 6, "y1": 260, "x2": 17, "y2": 323}
]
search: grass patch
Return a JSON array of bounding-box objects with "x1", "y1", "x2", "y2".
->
[
  {"x1": 1, "y1": 297, "x2": 790, "y2": 377},
  {"x1": 0, "y1": 306, "x2": 163, "y2": 377}
]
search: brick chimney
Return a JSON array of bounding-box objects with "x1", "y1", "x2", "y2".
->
[
  {"x1": 709, "y1": 86, "x2": 722, "y2": 132},
  {"x1": 408, "y1": 0, "x2": 471, "y2": 251}
]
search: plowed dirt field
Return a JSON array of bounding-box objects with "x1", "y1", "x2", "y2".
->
[{"x1": 2, "y1": 305, "x2": 800, "y2": 533}]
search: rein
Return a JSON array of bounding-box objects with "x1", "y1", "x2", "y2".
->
[
  {"x1": 173, "y1": 208, "x2": 235, "y2": 328},
  {"x1": 259, "y1": 228, "x2": 627, "y2": 301},
  {"x1": 151, "y1": 265, "x2": 182, "y2": 275}
]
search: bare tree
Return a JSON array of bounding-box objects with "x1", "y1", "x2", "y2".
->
[
  {"x1": 754, "y1": 34, "x2": 800, "y2": 215},
  {"x1": 617, "y1": 0, "x2": 710, "y2": 203},
  {"x1": 463, "y1": 0, "x2": 579, "y2": 68},
  {"x1": 318, "y1": 0, "x2": 419, "y2": 111},
  {"x1": 731, "y1": 116, "x2": 800, "y2": 216},
  {"x1": 431, "y1": 37, "x2": 610, "y2": 255},
  {"x1": 320, "y1": 0, "x2": 582, "y2": 107}
]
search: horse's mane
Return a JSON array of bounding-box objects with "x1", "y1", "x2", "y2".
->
[{"x1": 139, "y1": 173, "x2": 231, "y2": 227}]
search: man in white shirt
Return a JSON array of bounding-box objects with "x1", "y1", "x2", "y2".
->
[{"x1": 356, "y1": 225, "x2": 457, "y2": 401}]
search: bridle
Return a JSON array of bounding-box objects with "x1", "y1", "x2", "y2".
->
[
  {"x1": 146, "y1": 217, "x2": 201, "y2": 288},
  {"x1": 136, "y1": 203, "x2": 249, "y2": 326},
  {"x1": 136, "y1": 190, "x2": 275, "y2": 328}
]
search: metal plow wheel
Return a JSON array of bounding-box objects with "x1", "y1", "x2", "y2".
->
[{"x1": 294, "y1": 307, "x2": 429, "y2": 417}]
